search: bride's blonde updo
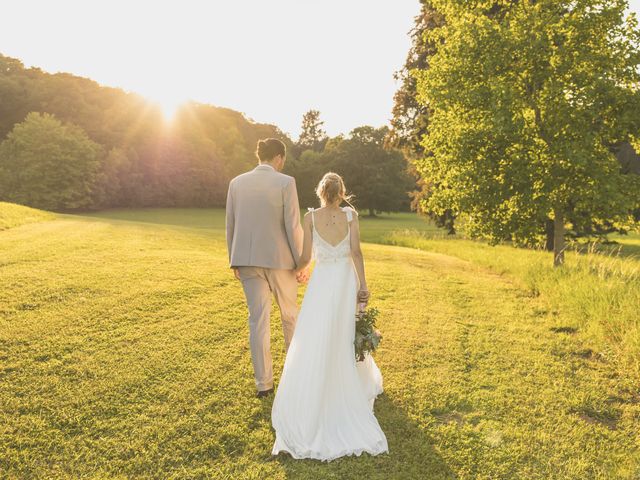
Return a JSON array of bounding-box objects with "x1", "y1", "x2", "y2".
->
[{"x1": 315, "y1": 172, "x2": 356, "y2": 209}]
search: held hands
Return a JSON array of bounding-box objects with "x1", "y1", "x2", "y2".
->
[{"x1": 295, "y1": 266, "x2": 310, "y2": 284}]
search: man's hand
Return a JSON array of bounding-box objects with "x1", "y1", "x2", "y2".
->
[
  {"x1": 357, "y1": 288, "x2": 370, "y2": 305},
  {"x1": 232, "y1": 267, "x2": 241, "y2": 280}
]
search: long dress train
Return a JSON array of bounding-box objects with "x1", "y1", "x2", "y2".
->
[{"x1": 271, "y1": 206, "x2": 388, "y2": 461}]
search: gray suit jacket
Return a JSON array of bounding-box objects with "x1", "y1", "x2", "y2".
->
[{"x1": 225, "y1": 164, "x2": 303, "y2": 269}]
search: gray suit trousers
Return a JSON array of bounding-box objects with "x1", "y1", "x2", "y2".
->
[{"x1": 237, "y1": 266, "x2": 298, "y2": 391}]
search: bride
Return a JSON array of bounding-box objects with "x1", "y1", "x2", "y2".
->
[{"x1": 271, "y1": 172, "x2": 388, "y2": 461}]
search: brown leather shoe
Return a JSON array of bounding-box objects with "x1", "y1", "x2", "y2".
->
[{"x1": 256, "y1": 387, "x2": 274, "y2": 398}]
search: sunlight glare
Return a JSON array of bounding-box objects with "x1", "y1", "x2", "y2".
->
[{"x1": 154, "y1": 94, "x2": 188, "y2": 121}]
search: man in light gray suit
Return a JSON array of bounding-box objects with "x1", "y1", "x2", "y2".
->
[{"x1": 225, "y1": 138, "x2": 307, "y2": 398}]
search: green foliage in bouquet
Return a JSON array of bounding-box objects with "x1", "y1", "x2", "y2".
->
[{"x1": 354, "y1": 307, "x2": 382, "y2": 362}]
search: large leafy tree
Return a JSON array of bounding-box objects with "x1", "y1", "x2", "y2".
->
[
  {"x1": 389, "y1": 1, "x2": 443, "y2": 157},
  {"x1": 416, "y1": 0, "x2": 640, "y2": 266},
  {"x1": 287, "y1": 148, "x2": 326, "y2": 208},
  {"x1": 0, "y1": 112, "x2": 103, "y2": 210},
  {"x1": 288, "y1": 127, "x2": 413, "y2": 215},
  {"x1": 389, "y1": 2, "x2": 454, "y2": 233},
  {"x1": 293, "y1": 126, "x2": 415, "y2": 216},
  {"x1": 326, "y1": 127, "x2": 413, "y2": 216}
]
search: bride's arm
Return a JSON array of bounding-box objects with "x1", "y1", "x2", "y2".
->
[
  {"x1": 348, "y1": 213, "x2": 369, "y2": 304},
  {"x1": 294, "y1": 212, "x2": 313, "y2": 274}
]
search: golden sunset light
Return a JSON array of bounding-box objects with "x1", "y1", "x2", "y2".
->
[
  {"x1": 0, "y1": 1, "x2": 420, "y2": 137},
  {"x1": 2, "y1": 0, "x2": 640, "y2": 477},
  {"x1": 153, "y1": 94, "x2": 189, "y2": 121}
]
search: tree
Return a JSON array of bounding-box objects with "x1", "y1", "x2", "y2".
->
[
  {"x1": 287, "y1": 149, "x2": 329, "y2": 208},
  {"x1": 286, "y1": 126, "x2": 413, "y2": 214},
  {"x1": 416, "y1": 0, "x2": 640, "y2": 266},
  {"x1": 326, "y1": 127, "x2": 414, "y2": 216},
  {"x1": 390, "y1": 2, "x2": 523, "y2": 234},
  {"x1": 389, "y1": 2, "x2": 455, "y2": 232},
  {"x1": 389, "y1": 1, "x2": 443, "y2": 157},
  {"x1": 0, "y1": 112, "x2": 104, "y2": 210},
  {"x1": 297, "y1": 110, "x2": 328, "y2": 152},
  {"x1": 96, "y1": 147, "x2": 129, "y2": 207}
]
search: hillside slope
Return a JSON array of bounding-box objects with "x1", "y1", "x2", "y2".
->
[{"x1": 0, "y1": 202, "x2": 54, "y2": 231}]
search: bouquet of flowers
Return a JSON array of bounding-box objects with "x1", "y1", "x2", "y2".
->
[{"x1": 354, "y1": 306, "x2": 382, "y2": 362}]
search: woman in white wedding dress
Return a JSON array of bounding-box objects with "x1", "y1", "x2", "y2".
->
[{"x1": 271, "y1": 172, "x2": 388, "y2": 461}]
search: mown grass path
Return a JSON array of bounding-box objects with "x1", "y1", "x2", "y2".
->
[{"x1": 1, "y1": 212, "x2": 638, "y2": 479}]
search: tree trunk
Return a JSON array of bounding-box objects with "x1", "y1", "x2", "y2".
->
[
  {"x1": 553, "y1": 208, "x2": 565, "y2": 267},
  {"x1": 368, "y1": 208, "x2": 377, "y2": 217},
  {"x1": 545, "y1": 218, "x2": 554, "y2": 251}
]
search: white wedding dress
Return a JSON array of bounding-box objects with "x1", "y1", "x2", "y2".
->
[{"x1": 271, "y1": 206, "x2": 388, "y2": 461}]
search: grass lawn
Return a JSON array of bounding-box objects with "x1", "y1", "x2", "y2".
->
[
  {"x1": 1, "y1": 206, "x2": 638, "y2": 479},
  {"x1": 81, "y1": 208, "x2": 442, "y2": 244},
  {"x1": 0, "y1": 202, "x2": 54, "y2": 231},
  {"x1": 611, "y1": 231, "x2": 640, "y2": 257}
]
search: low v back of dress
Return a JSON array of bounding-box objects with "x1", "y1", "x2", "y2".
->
[{"x1": 271, "y1": 206, "x2": 388, "y2": 461}]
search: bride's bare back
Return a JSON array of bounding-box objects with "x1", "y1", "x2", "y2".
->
[{"x1": 311, "y1": 206, "x2": 350, "y2": 247}]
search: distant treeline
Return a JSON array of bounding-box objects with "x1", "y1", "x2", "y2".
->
[
  {"x1": 0, "y1": 53, "x2": 288, "y2": 209},
  {"x1": 0, "y1": 54, "x2": 415, "y2": 214},
  {"x1": 0, "y1": 55, "x2": 282, "y2": 210}
]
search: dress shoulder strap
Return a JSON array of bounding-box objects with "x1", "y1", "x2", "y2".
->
[{"x1": 342, "y1": 206, "x2": 357, "y2": 223}]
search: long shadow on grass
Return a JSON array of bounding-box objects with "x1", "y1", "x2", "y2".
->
[{"x1": 262, "y1": 392, "x2": 456, "y2": 479}]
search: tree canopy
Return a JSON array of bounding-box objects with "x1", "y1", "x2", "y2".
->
[
  {"x1": 414, "y1": 0, "x2": 640, "y2": 265},
  {"x1": 0, "y1": 112, "x2": 103, "y2": 210},
  {"x1": 0, "y1": 54, "x2": 415, "y2": 214},
  {"x1": 0, "y1": 53, "x2": 289, "y2": 210},
  {"x1": 288, "y1": 126, "x2": 414, "y2": 216},
  {"x1": 297, "y1": 109, "x2": 328, "y2": 152}
]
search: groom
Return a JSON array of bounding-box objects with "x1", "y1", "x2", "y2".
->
[{"x1": 225, "y1": 138, "x2": 307, "y2": 398}]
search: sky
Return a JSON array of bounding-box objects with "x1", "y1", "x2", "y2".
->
[
  {"x1": 2, "y1": 1, "x2": 639, "y2": 140},
  {"x1": 1, "y1": 0, "x2": 421, "y2": 139}
]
